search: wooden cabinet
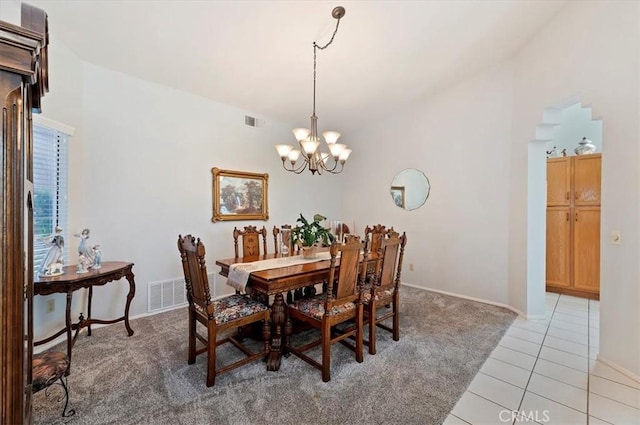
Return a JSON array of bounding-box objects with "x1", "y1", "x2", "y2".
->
[
  {"x1": 546, "y1": 154, "x2": 601, "y2": 299},
  {"x1": 0, "y1": 5, "x2": 48, "y2": 424}
]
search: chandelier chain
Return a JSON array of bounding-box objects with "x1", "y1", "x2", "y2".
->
[{"x1": 312, "y1": 17, "x2": 342, "y2": 116}]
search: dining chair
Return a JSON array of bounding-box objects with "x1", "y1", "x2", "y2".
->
[
  {"x1": 285, "y1": 235, "x2": 367, "y2": 382},
  {"x1": 233, "y1": 225, "x2": 268, "y2": 257},
  {"x1": 363, "y1": 224, "x2": 395, "y2": 282},
  {"x1": 363, "y1": 231, "x2": 407, "y2": 355},
  {"x1": 272, "y1": 224, "x2": 297, "y2": 254},
  {"x1": 177, "y1": 234, "x2": 271, "y2": 387}
]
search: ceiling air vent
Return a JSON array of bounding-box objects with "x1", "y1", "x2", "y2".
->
[{"x1": 245, "y1": 115, "x2": 257, "y2": 127}]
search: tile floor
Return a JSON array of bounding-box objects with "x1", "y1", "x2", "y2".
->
[{"x1": 445, "y1": 292, "x2": 640, "y2": 425}]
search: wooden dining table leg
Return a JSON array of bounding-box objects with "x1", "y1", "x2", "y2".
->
[{"x1": 266, "y1": 292, "x2": 286, "y2": 371}]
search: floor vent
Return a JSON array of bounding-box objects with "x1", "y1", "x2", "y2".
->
[{"x1": 148, "y1": 277, "x2": 188, "y2": 313}]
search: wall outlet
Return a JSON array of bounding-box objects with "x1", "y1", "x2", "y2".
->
[
  {"x1": 611, "y1": 230, "x2": 622, "y2": 246},
  {"x1": 46, "y1": 299, "x2": 55, "y2": 313},
  {"x1": 409, "y1": 264, "x2": 414, "y2": 271}
]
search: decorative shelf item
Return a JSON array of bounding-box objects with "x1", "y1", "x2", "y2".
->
[{"x1": 575, "y1": 137, "x2": 596, "y2": 155}]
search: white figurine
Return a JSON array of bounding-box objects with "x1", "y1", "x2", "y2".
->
[
  {"x1": 46, "y1": 261, "x2": 64, "y2": 276},
  {"x1": 40, "y1": 226, "x2": 64, "y2": 276},
  {"x1": 77, "y1": 254, "x2": 88, "y2": 274},
  {"x1": 74, "y1": 228, "x2": 94, "y2": 264},
  {"x1": 92, "y1": 245, "x2": 102, "y2": 269}
]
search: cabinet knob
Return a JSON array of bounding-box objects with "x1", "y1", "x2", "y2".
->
[
  {"x1": 566, "y1": 192, "x2": 570, "y2": 200},
  {"x1": 575, "y1": 212, "x2": 579, "y2": 222}
]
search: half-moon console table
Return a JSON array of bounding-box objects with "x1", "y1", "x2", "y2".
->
[{"x1": 34, "y1": 261, "x2": 136, "y2": 373}]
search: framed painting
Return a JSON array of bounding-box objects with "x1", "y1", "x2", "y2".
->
[
  {"x1": 212, "y1": 168, "x2": 269, "y2": 222},
  {"x1": 390, "y1": 185, "x2": 405, "y2": 209}
]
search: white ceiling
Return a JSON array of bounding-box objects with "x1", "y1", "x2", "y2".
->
[{"x1": 30, "y1": 0, "x2": 566, "y2": 138}]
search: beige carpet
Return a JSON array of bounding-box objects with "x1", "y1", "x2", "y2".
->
[{"x1": 33, "y1": 286, "x2": 516, "y2": 425}]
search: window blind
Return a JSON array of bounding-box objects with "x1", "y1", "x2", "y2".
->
[{"x1": 33, "y1": 123, "x2": 69, "y2": 274}]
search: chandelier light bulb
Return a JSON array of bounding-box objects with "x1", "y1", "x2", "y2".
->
[
  {"x1": 275, "y1": 144, "x2": 294, "y2": 159},
  {"x1": 339, "y1": 148, "x2": 352, "y2": 162},
  {"x1": 292, "y1": 128, "x2": 311, "y2": 142},
  {"x1": 288, "y1": 149, "x2": 301, "y2": 162},
  {"x1": 300, "y1": 139, "x2": 320, "y2": 157},
  {"x1": 323, "y1": 131, "x2": 341, "y2": 145},
  {"x1": 329, "y1": 143, "x2": 346, "y2": 158}
]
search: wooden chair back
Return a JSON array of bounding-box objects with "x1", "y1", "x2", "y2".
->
[
  {"x1": 177, "y1": 234, "x2": 213, "y2": 316},
  {"x1": 374, "y1": 231, "x2": 407, "y2": 290},
  {"x1": 233, "y1": 225, "x2": 268, "y2": 257},
  {"x1": 272, "y1": 224, "x2": 296, "y2": 254},
  {"x1": 327, "y1": 235, "x2": 367, "y2": 303},
  {"x1": 364, "y1": 224, "x2": 395, "y2": 255}
]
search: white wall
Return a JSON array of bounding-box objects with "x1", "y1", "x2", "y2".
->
[
  {"x1": 343, "y1": 63, "x2": 514, "y2": 305},
  {"x1": 509, "y1": 0, "x2": 640, "y2": 376}
]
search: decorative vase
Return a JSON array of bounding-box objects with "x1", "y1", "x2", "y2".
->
[
  {"x1": 574, "y1": 137, "x2": 596, "y2": 155},
  {"x1": 301, "y1": 245, "x2": 318, "y2": 259}
]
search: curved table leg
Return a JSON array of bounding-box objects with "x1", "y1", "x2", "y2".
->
[
  {"x1": 123, "y1": 270, "x2": 136, "y2": 336},
  {"x1": 65, "y1": 291, "x2": 72, "y2": 375}
]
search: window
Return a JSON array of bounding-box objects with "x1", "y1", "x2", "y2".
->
[{"x1": 33, "y1": 118, "x2": 71, "y2": 275}]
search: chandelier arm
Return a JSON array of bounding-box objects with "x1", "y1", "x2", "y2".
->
[{"x1": 283, "y1": 158, "x2": 310, "y2": 174}]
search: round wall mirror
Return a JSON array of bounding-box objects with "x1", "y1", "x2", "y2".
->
[{"x1": 390, "y1": 168, "x2": 430, "y2": 211}]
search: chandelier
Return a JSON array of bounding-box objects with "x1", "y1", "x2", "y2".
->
[{"x1": 275, "y1": 6, "x2": 351, "y2": 175}]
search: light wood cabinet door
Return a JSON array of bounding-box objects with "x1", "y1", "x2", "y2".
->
[
  {"x1": 547, "y1": 157, "x2": 572, "y2": 206},
  {"x1": 573, "y1": 207, "x2": 600, "y2": 292},
  {"x1": 546, "y1": 207, "x2": 572, "y2": 288},
  {"x1": 574, "y1": 154, "x2": 601, "y2": 206}
]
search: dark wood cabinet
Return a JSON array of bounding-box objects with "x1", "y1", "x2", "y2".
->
[{"x1": 0, "y1": 5, "x2": 49, "y2": 424}]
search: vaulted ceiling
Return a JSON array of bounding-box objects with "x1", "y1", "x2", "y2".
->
[{"x1": 30, "y1": 0, "x2": 566, "y2": 138}]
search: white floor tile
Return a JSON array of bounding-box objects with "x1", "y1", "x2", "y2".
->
[
  {"x1": 546, "y1": 292, "x2": 560, "y2": 301},
  {"x1": 589, "y1": 392, "x2": 640, "y2": 425},
  {"x1": 490, "y1": 345, "x2": 537, "y2": 371},
  {"x1": 588, "y1": 416, "x2": 613, "y2": 425},
  {"x1": 480, "y1": 358, "x2": 531, "y2": 389},
  {"x1": 533, "y1": 358, "x2": 588, "y2": 390},
  {"x1": 590, "y1": 360, "x2": 640, "y2": 390},
  {"x1": 519, "y1": 391, "x2": 586, "y2": 425},
  {"x1": 507, "y1": 327, "x2": 546, "y2": 344},
  {"x1": 499, "y1": 335, "x2": 541, "y2": 357},
  {"x1": 552, "y1": 311, "x2": 588, "y2": 325},
  {"x1": 590, "y1": 375, "x2": 640, "y2": 409},
  {"x1": 539, "y1": 346, "x2": 588, "y2": 372},
  {"x1": 542, "y1": 335, "x2": 589, "y2": 358},
  {"x1": 546, "y1": 326, "x2": 589, "y2": 345},
  {"x1": 512, "y1": 318, "x2": 549, "y2": 335},
  {"x1": 554, "y1": 305, "x2": 589, "y2": 319},
  {"x1": 549, "y1": 319, "x2": 589, "y2": 335},
  {"x1": 442, "y1": 414, "x2": 471, "y2": 425},
  {"x1": 451, "y1": 391, "x2": 509, "y2": 425},
  {"x1": 468, "y1": 372, "x2": 525, "y2": 411},
  {"x1": 527, "y1": 373, "x2": 587, "y2": 413}
]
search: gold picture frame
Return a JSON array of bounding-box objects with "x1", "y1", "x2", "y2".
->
[
  {"x1": 212, "y1": 168, "x2": 269, "y2": 222},
  {"x1": 390, "y1": 186, "x2": 405, "y2": 209}
]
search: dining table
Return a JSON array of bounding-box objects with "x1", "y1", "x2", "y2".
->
[{"x1": 216, "y1": 251, "x2": 342, "y2": 371}]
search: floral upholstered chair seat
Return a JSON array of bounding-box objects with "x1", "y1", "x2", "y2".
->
[
  {"x1": 361, "y1": 284, "x2": 393, "y2": 304},
  {"x1": 289, "y1": 294, "x2": 356, "y2": 320}
]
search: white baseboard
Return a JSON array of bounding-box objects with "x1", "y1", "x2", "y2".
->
[
  {"x1": 401, "y1": 282, "x2": 528, "y2": 318},
  {"x1": 597, "y1": 355, "x2": 640, "y2": 383}
]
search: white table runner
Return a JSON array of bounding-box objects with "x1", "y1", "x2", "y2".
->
[{"x1": 227, "y1": 251, "x2": 333, "y2": 292}]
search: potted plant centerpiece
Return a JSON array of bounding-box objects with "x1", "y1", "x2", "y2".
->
[{"x1": 291, "y1": 213, "x2": 334, "y2": 259}]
